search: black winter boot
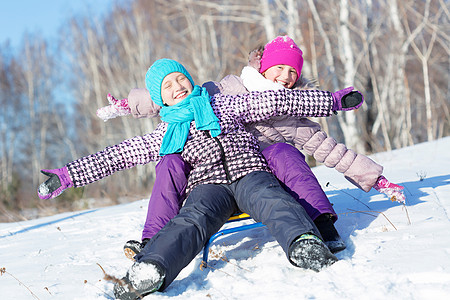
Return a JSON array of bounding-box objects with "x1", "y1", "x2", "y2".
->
[
  {"x1": 288, "y1": 234, "x2": 338, "y2": 272},
  {"x1": 123, "y1": 239, "x2": 150, "y2": 261},
  {"x1": 113, "y1": 261, "x2": 165, "y2": 300},
  {"x1": 314, "y1": 213, "x2": 346, "y2": 254}
]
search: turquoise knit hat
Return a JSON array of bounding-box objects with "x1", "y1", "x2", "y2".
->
[{"x1": 145, "y1": 58, "x2": 195, "y2": 107}]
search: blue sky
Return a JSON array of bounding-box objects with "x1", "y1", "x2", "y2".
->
[{"x1": 0, "y1": 0, "x2": 117, "y2": 49}]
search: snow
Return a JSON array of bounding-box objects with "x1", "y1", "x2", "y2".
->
[
  {"x1": 128, "y1": 263, "x2": 163, "y2": 289},
  {"x1": 1, "y1": 137, "x2": 450, "y2": 299}
]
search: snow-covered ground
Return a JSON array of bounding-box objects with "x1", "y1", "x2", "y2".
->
[{"x1": 1, "y1": 137, "x2": 450, "y2": 300}]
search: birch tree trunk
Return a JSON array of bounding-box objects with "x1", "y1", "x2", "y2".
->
[
  {"x1": 411, "y1": 29, "x2": 437, "y2": 142},
  {"x1": 307, "y1": 0, "x2": 339, "y2": 91},
  {"x1": 261, "y1": 0, "x2": 275, "y2": 40},
  {"x1": 337, "y1": 0, "x2": 365, "y2": 153},
  {"x1": 24, "y1": 40, "x2": 38, "y2": 194},
  {"x1": 22, "y1": 38, "x2": 55, "y2": 194},
  {"x1": 389, "y1": 0, "x2": 413, "y2": 147}
]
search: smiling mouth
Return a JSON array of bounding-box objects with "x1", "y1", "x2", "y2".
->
[
  {"x1": 276, "y1": 80, "x2": 289, "y2": 87},
  {"x1": 175, "y1": 91, "x2": 188, "y2": 99}
]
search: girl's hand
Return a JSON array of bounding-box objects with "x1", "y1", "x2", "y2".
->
[
  {"x1": 373, "y1": 176, "x2": 406, "y2": 203},
  {"x1": 332, "y1": 87, "x2": 364, "y2": 112},
  {"x1": 97, "y1": 94, "x2": 131, "y2": 122},
  {"x1": 38, "y1": 167, "x2": 74, "y2": 200},
  {"x1": 248, "y1": 46, "x2": 264, "y2": 71}
]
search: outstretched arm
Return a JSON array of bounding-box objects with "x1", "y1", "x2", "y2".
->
[
  {"x1": 97, "y1": 89, "x2": 161, "y2": 121},
  {"x1": 38, "y1": 123, "x2": 166, "y2": 199},
  {"x1": 215, "y1": 87, "x2": 363, "y2": 124}
]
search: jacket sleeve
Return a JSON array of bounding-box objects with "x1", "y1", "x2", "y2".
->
[
  {"x1": 217, "y1": 89, "x2": 333, "y2": 124},
  {"x1": 299, "y1": 129, "x2": 383, "y2": 192},
  {"x1": 128, "y1": 88, "x2": 161, "y2": 118},
  {"x1": 66, "y1": 122, "x2": 166, "y2": 187},
  {"x1": 247, "y1": 115, "x2": 383, "y2": 192},
  {"x1": 202, "y1": 75, "x2": 248, "y2": 97}
]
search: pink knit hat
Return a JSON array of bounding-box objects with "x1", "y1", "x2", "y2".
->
[{"x1": 260, "y1": 35, "x2": 303, "y2": 78}]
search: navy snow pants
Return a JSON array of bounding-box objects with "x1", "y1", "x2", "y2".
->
[
  {"x1": 141, "y1": 143, "x2": 336, "y2": 241},
  {"x1": 135, "y1": 171, "x2": 320, "y2": 291}
]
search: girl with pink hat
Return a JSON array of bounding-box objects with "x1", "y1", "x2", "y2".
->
[
  {"x1": 39, "y1": 57, "x2": 367, "y2": 297},
  {"x1": 96, "y1": 36, "x2": 405, "y2": 260}
]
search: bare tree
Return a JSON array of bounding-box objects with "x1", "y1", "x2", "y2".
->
[
  {"x1": 0, "y1": 45, "x2": 20, "y2": 211},
  {"x1": 21, "y1": 37, "x2": 52, "y2": 191},
  {"x1": 2, "y1": 0, "x2": 448, "y2": 220}
]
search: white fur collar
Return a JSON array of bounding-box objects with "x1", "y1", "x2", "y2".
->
[{"x1": 240, "y1": 66, "x2": 285, "y2": 92}]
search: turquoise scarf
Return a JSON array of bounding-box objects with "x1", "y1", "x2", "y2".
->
[{"x1": 159, "y1": 85, "x2": 221, "y2": 156}]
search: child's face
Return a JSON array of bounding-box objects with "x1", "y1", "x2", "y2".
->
[
  {"x1": 263, "y1": 64, "x2": 298, "y2": 88},
  {"x1": 161, "y1": 72, "x2": 193, "y2": 106}
]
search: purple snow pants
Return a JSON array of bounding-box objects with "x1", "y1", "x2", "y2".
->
[
  {"x1": 261, "y1": 143, "x2": 336, "y2": 221},
  {"x1": 141, "y1": 143, "x2": 336, "y2": 240},
  {"x1": 141, "y1": 154, "x2": 192, "y2": 240}
]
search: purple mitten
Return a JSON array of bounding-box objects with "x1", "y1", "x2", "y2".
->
[
  {"x1": 38, "y1": 167, "x2": 74, "y2": 200},
  {"x1": 332, "y1": 87, "x2": 364, "y2": 111}
]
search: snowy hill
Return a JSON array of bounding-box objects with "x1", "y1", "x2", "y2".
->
[{"x1": 1, "y1": 137, "x2": 450, "y2": 300}]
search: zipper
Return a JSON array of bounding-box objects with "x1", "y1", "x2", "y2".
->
[{"x1": 206, "y1": 131, "x2": 232, "y2": 182}]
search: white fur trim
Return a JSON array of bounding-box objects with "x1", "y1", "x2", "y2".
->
[{"x1": 240, "y1": 66, "x2": 285, "y2": 92}]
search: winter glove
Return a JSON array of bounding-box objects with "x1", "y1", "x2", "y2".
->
[
  {"x1": 96, "y1": 93, "x2": 131, "y2": 122},
  {"x1": 38, "y1": 167, "x2": 74, "y2": 200},
  {"x1": 331, "y1": 87, "x2": 364, "y2": 112},
  {"x1": 373, "y1": 176, "x2": 406, "y2": 204},
  {"x1": 248, "y1": 46, "x2": 264, "y2": 71}
]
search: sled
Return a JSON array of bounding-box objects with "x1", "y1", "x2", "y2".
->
[{"x1": 201, "y1": 213, "x2": 266, "y2": 268}]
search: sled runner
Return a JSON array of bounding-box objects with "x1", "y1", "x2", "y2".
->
[
  {"x1": 201, "y1": 213, "x2": 266, "y2": 268},
  {"x1": 123, "y1": 213, "x2": 266, "y2": 265}
]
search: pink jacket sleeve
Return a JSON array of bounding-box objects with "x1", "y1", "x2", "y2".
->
[
  {"x1": 299, "y1": 127, "x2": 383, "y2": 192},
  {"x1": 127, "y1": 88, "x2": 161, "y2": 118},
  {"x1": 247, "y1": 117, "x2": 382, "y2": 192},
  {"x1": 202, "y1": 75, "x2": 248, "y2": 96}
]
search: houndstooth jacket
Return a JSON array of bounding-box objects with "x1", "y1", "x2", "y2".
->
[{"x1": 67, "y1": 89, "x2": 333, "y2": 194}]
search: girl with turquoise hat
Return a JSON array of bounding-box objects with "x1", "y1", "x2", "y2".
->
[
  {"x1": 39, "y1": 53, "x2": 367, "y2": 297},
  {"x1": 38, "y1": 57, "x2": 364, "y2": 298},
  {"x1": 99, "y1": 37, "x2": 403, "y2": 262}
]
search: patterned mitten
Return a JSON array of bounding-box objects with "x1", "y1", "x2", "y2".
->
[
  {"x1": 373, "y1": 176, "x2": 406, "y2": 203},
  {"x1": 96, "y1": 93, "x2": 131, "y2": 122}
]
